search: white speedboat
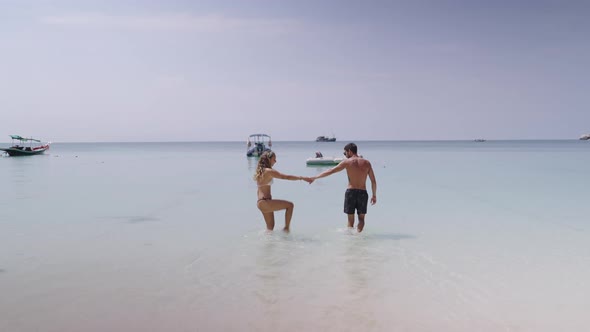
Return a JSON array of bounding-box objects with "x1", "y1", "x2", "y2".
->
[
  {"x1": 246, "y1": 134, "x2": 272, "y2": 157},
  {"x1": 306, "y1": 156, "x2": 344, "y2": 166},
  {"x1": 580, "y1": 134, "x2": 590, "y2": 141}
]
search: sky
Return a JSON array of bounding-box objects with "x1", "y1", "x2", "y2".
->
[{"x1": 1, "y1": 0, "x2": 589, "y2": 142}]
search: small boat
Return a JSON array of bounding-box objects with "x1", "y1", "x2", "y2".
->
[
  {"x1": 474, "y1": 139, "x2": 486, "y2": 142},
  {"x1": 247, "y1": 133, "x2": 272, "y2": 157},
  {"x1": 316, "y1": 135, "x2": 336, "y2": 142},
  {"x1": 306, "y1": 152, "x2": 343, "y2": 166},
  {"x1": 306, "y1": 157, "x2": 343, "y2": 166},
  {"x1": 1, "y1": 135, "x2": 50, "y2": 156},
  {"x1": 580, "y1": 134, "x2": 590, "y2": 141}
]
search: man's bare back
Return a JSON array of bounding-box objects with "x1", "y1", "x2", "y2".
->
[{"x1": 343, "y1": 156, "x2": 373, "y2": 190}]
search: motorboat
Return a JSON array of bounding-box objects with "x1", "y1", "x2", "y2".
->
[
  {"x1": 306, "y1": 151, "x2": 343, "y2": 166},
  {"x1": 1, "y1": 135, "x2": 50, "y2": 156},
  {"x1": 316, "y1": 135, "x2": 336, "y2": 142},
  {"x1": 474, "y1": 139, "x2": 486, "y2": 142},
  {"x1": 247, "y1": 133, "x2": 272, "y2": 157},
  {"x1": 306, "y1": 156, "x2": 344, "y2": 166},
  {"x1": 580, "y1": 134, "x2": 590, "y2": 140}
]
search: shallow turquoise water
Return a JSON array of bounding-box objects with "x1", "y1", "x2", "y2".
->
[{"x1": 1, "y1": 140, "x2": 589, "y2": 331}]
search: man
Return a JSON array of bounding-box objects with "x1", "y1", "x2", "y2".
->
[{"x1": 312, "y1": 143, "x2": 377, "y2": 232}]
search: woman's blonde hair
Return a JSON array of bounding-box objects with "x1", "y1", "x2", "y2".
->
[{"x1": 253, "y1": 150, "x2": 275, "y2": 181}]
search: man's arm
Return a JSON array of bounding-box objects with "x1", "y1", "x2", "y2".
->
[
  {"x1": 368, "y1": 164, "x2": 377, "y2": 205},
  {"x1": 314, "y1": 161, "x2": 347, "y2": 180}
]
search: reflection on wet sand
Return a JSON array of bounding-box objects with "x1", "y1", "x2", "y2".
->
[
  {"x1": 254, "y1": 235, "x2": 284, "y2": 330},
  {"x1": 250, "y1": 232, "x2": 323, "y2": 331}
]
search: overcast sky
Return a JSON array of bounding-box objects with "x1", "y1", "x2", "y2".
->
[{"x1": 1, "y1": 0, "x2": 588, "y2": 142}]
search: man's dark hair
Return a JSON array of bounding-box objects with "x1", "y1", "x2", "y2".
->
[{"x1": 344, "y1": 143, "x2": 357, "y2": 154}]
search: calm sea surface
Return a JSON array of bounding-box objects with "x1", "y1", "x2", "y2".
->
[{"x1": 1, "y1": 140, "x2": 589, "y2": 331}]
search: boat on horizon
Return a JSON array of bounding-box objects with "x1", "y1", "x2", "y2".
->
[
  {"x1": 316, "y1": 135, "x2": 336, "y2": 142},
  {"x1": 474, "y1": 139, "x2": 486, "y2": 142},
  {"x1": 1, "y1": 135, "x2": 50, "y2": 156},
  {"x1": 246, "y1": 133, "x2": 272, "y2": 157},
  {"x1": 580, "y1": 134, "x2": 590, "y2": 141}
]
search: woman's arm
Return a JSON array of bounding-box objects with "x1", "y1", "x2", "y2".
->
[{"x1": 269, "y1": 169, "x2": 306, "y2": 181}]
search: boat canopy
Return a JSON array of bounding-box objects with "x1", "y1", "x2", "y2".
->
[
  {"x1": 10, "y1": 135, "x2": 41, "y2": 142},
  {"x1": 249, "y1": 134, "x2": 271, "y2": 139},
  {"x1": 247, "y1": 134, "x2": 272, "y2": 143},
  {"x1": 247, "y1": 133, "x2": 272, "y2": 149}
]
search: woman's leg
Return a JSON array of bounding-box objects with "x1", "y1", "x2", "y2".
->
[
  {"x1": 261, "y1": 212, "x2": 275, "y2": 230},
  {"x1": 258, "y1": 199, "x2": 294, "y2": 231},
  {"x1": 284, "y1": 201, "x2": 294, "y2": 231}
]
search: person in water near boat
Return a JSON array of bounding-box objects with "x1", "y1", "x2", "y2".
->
[
  {"x1": 254, "y1": 151, "x2": 314, "y2": 231},
  {"x1": 311, "y1": 143, "x2": 377, "y2": 232}
]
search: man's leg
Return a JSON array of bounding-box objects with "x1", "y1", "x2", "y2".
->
[
  {"x1": 347, "y1": 214, "x2": 355, "y2": 228},
  {"x1": 356, "y1": 190, "x2": 369, "y2": 232},
  {"x1": 357, "y1": 214, "x2": 366, "y2": 232},
  {"x1": 344, "y1": 189, "x2": 355, "y2": 228}
]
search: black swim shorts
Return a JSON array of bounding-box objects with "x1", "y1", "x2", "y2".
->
[{"x1": 343, "y1": 189, "x2": 369, "y2": 215}]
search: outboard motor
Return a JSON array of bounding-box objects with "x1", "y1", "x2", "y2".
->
[{"x1": 256, "y1": 143, "x2": 264, "y2": 155}]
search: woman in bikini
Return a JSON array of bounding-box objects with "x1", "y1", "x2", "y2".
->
[{"x1": 254, "y1": 151, "x2": 313, "y2": 231}]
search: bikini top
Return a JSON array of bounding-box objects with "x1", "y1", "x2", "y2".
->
[{"x1": 257, "y1": 178, "x2": 273, "y2": 187}]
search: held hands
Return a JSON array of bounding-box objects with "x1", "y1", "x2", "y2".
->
[{"x1": 301, "y1": 176, "x2": 314, "y2": 184}]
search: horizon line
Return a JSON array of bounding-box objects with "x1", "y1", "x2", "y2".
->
[{"x1": 4, "y1": 138, "x2": 585, "y2": 144}]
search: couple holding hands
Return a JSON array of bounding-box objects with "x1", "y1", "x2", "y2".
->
[{"x1": 254, "y1": 143, "x2": 377, "y2": 232}]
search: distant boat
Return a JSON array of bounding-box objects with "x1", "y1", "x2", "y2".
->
[
  {"x1": 474, "y1": 139, "x2": 486, "y2": 142},
  {"x1": 316, "y1": 135, "x2": 336, "y2": 142},
  {"x1": 1, "y1": 135, "x2": 50, "y2": 156},
  {"x1": 580, "y1": 134, "x2": 590, "y2": 141},
  {"x1": 246, "y1": 133, "x2": 272, "y2": 157}
]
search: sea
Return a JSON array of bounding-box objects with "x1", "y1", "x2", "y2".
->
[{"x1": 1, "y1": 140, "x2": 589, "y2": 332}]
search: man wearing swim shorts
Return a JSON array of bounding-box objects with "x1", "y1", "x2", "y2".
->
[{"x1": 312, "y1": 143, "x2": 377, "y2": 232}]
